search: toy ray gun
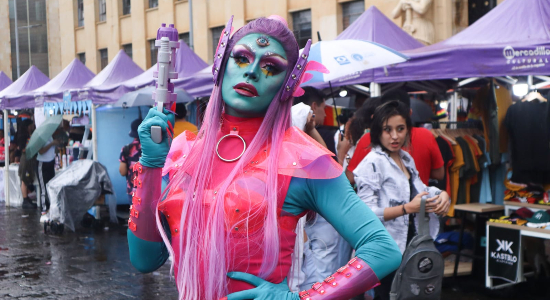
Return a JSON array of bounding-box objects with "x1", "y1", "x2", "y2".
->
[{"x1": 151, "y1": 23, "x2": 180, "y2": 143}]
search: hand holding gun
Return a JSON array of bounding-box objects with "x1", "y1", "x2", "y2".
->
[{"x1": 151, "y1": 23, "x2": 180, "y2": 144}]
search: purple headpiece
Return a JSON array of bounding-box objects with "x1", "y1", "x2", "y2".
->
[
  {"x1": 212, "y1": 16, "x2": 234, "y2": 85},
  {"x1": 212, "y1": 15, "x2": 329, "y2": 102}
]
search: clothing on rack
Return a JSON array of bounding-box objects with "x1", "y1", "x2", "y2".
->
[{"x1": 504, "y1": 99, "x2": 550, "y2": 185}]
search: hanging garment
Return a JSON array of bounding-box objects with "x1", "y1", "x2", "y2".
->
[{"x1": 504, "y1": 100, "x2": 550, "y2": 185}]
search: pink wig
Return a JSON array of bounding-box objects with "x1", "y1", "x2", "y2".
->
[{"x1": 156, "y1": 17, "x2": 300, "y2": 300}]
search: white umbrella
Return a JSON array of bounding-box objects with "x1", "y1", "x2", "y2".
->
[
  {"x1": 305, "y1": 39, "x2": 409, "y2": 84},
  {"x1": 303, "y1": 39, "x2": 409, "y2": 134}
]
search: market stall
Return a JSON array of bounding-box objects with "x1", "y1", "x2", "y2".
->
[
  {"x1": 321, "y1": 0, "x2": 550, "y2": 86},
  {"x1": 91, "y1": 39, "x2": 209, "y2": 103},
  {"x1": 0, "y1": 66, "x2": 49, "y2": 206},
  {"x1": 0, "y1": 72, "x2": 13, "y2": 206}
]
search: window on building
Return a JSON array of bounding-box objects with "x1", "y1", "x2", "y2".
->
[
  {"x1": 342, "y1": 0, "x2": 364, "y2": 30},
  {"x1": 35, "y1": 1, "x2": 46, "y2": 21},
  {"x1": 78, "y1": 53, "x2": 86, "y2": 65},
  {"x1": 98, "y1": 0, "x2": 106, "y2": 22},
  {"x1": 292, "y1": 10, "x2": 312, "y2": 49},
  {"x1": 122, "y1": 0, "x2": 131, "y2": 15},
  {"x1": 179, "y1": 32, "x2": 190, "y2": 47},
  {"x1": 148, "y1": 0, "x2": 158, "y2": 9},
  {"x1": 77, "y1": 0, "x2": 84, "y2": 27},
  {"x1": 211, "y1": 26, "x2": 224, "y2": 60},
  {"x1": 99, "y1": 49, "x2": 108, "y2": 70},
  {"x1": 149, "y1": 39, "x2": 158, "y2": 67},
  {"x1": 468, "y1": 0, "x2": 496, "y2": 25},
  {"x1": 122, "y1": 44, "x2": 133, "y2": 59},
  {"x1": 9, "y1": 0, "x2": 49, "y2": 79}
]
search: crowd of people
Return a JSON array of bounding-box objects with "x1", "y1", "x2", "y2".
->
[{"x1": 292, "y1": 87, "x2": 450, "y2": 299}]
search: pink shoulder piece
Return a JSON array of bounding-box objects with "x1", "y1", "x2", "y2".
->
[
  {"x1": 254, "y1": 127, "x2": 343, "y2": 180},
  {"x1": 162, "y1": 130, "x2": 197, "y2": 176}
]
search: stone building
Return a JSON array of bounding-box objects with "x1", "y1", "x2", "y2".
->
[{"x1": 0, "y1": 0, "x2": 504, "y2": 80}]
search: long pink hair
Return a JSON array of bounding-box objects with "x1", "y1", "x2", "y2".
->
[{"x1": 155, "y1": 17, "x2": 299, "y2": 300}]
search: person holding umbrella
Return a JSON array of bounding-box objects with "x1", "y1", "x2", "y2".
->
[{"x1": 25, "y1": 115, "x2": 64, "y2": 214}]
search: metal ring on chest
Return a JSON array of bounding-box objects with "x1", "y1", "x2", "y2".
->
[{"x1": 216, "y1": 134, "x2": 247, "y2": 162}]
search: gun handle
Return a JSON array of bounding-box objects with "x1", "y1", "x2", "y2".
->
[{"x1": 151, "y1": 126, "x2": 162, "y2": 144}]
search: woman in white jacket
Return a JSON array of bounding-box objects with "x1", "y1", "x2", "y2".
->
[{"x1": 353, "y1": 100, "x2": 450, "y2": 300}]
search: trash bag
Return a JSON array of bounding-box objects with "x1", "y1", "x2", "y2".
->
[{"x1": 46, "y1": 160, "x2": 114, "y2": 231}]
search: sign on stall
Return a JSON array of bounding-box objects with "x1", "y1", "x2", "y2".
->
[{"x1": 488, "y1": 226, "x2": 521, "y2": 283}]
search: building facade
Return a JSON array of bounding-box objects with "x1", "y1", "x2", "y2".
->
[{"x1": 0, "y1": 0, "x2": 506, "y2": 80}]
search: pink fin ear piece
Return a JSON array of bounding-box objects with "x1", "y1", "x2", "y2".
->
[
  {"x1": 305, "y1": 60, "x2": 330, "y2": 74},
  {"x1": 281, "y1": 40, "x2": 330, "y2": 102},
  {"x1": 292, "y1": 73, "x2": 313, "y2": 97},
  {"x1": 291, "y1": 61, "x2": 330, "y2": 97},
  {"x1": 212, "y1": 15, "x2": 234, "y2": 85}
]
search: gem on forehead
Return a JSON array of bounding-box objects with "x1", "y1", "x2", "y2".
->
[{"x1": 256, "y1": 36, "x2": 270, "y2": 47}]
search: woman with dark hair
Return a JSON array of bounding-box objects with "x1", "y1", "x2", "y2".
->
[
  {"x1": 127, "y1": 16, "x2": 401, "y2": 300},
  {"x1": 354, "y1": 101, "x2": 450, "y2": 300}
]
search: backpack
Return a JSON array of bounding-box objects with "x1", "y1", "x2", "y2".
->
[{"x1": 389, "y1": 197, "x2": 444, "y2": 300}]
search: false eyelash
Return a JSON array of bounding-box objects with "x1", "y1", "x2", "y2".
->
[{"x1": 259, "y1": 35, "x2": 270, "y2": 43}]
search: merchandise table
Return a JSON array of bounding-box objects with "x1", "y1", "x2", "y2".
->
[
  {"x1": 452, "y1": 204, "x2": 505, "y2": 280},
  {"x1": 0, "y1": 164, "x2": 23, "y2": 206},
  {"x1": 503, "y1": 200, "x2": 550, "y2": 215},
  {"x1": 485, "y1": 222, "x2": 550, "y2": 289}
]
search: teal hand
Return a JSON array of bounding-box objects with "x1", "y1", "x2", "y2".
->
[
  {"x1": 138, "y1": 108, "x2": 175, "y2": 168},
  {"x1": 222, "y1": 272, "x2": 300, "y2": 300}
]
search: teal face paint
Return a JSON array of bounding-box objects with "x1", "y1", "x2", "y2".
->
[{"x1": 221, "y1": 33, "x2": 288, "y2": 118}]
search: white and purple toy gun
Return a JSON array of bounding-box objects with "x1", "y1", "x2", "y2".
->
[{"x1": 151, "y1": 23, "x2": 180, "y2": 144}]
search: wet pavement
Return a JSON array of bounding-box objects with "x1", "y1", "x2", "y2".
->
[
  {"x1": 0, "y1": 204, "x2": 178, "y2": 299},
  {"x1": 1, "y1": 203, "x2": 548, "y2": 300}
]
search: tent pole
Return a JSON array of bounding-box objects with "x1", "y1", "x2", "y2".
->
[
  {"x1": 370, "y1": 82, "x2": 381, "y2": 97},
  {"x1": 527, "y1": 75, "x2": 534, "y2": 91},
  {"x1": 13, "y1": 0, "x2": 20, "y2": 78},
  {"x1": 4, "y1": 110, "x2": 9, "y2": 206},
  {"x1": 450, "y1": 91, "x2": 458, "y2": 130},
  {"x1": 188, "y1": 0, "x2": 194, "y2": 50},
  {"x1": 91, "y1": 104, "x2": 98, "y2": 162}
]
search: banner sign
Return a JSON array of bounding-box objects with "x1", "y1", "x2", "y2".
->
[
  {"x1": 44, "y1": 99, "x2": 92, "y2": 116},
  {"x1": 488, "y1": 226, "x2": 521, "y2": 283}
]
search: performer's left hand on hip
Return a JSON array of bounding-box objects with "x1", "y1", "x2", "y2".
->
[{"x1": 220, "y1": 272, "x2": 299, "y2": 300}]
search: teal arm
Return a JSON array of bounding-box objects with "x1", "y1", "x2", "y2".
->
[
  {"x1": 127, "y1": 230, "x2": 169, "y2": 273},
  {"x1": 126, "y1": 175, "x2": 171, "y2": 273},
  {"x1": 283, "y1": 173, "x2": 402, "y2": 280}
]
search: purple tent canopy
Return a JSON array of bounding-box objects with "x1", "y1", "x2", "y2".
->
[
  {"x1": 328, "y1": 0, "x2": 550, "y2": 87},
  {"x1": 28, "y1": 58, "x2": 95, "y2": 107},
  {"x1": 97, "y1": 40, "x2": 209, "y2": 103},
  {"x1": 0, "y1": 66, "x2": 50, "y2": 109},
  {"x1": 85, "y1": 50, "x2": 144, "y2": 92},
  {"x1": 336, "y1": 6, "x2": 423, "y2": 50},
  {"x1": 307, "y1": 6, "x2": 422, "y2": 88},
  {"x1": 0, "y1": 72, "x2": 12, "y2": 92},
  {"x1": 174, "y1": 66, "x2": 213, "y2": 98},
  {"x1": 175, "y1": 39, "x2": 209, "y2": 78}
]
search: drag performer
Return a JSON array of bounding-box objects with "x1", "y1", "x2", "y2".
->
[{"x1": 127, "y1": 16, "x2": 401, "y2": 300}]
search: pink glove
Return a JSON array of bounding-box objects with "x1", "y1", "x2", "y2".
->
[
  {"x1": 298, "y1": 257, "x2": 380, "y2": 300},
  {"x1": 128, "y1": 162, "x2": 163, "y2": 242}
]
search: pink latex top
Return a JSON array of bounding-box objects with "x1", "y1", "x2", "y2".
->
[
  {"x1": 163, "y1": 121, "x2": 342, "y2": 180},
  {"x1": 159, "y1": 115, "x2": 343, "y2": 294}
]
